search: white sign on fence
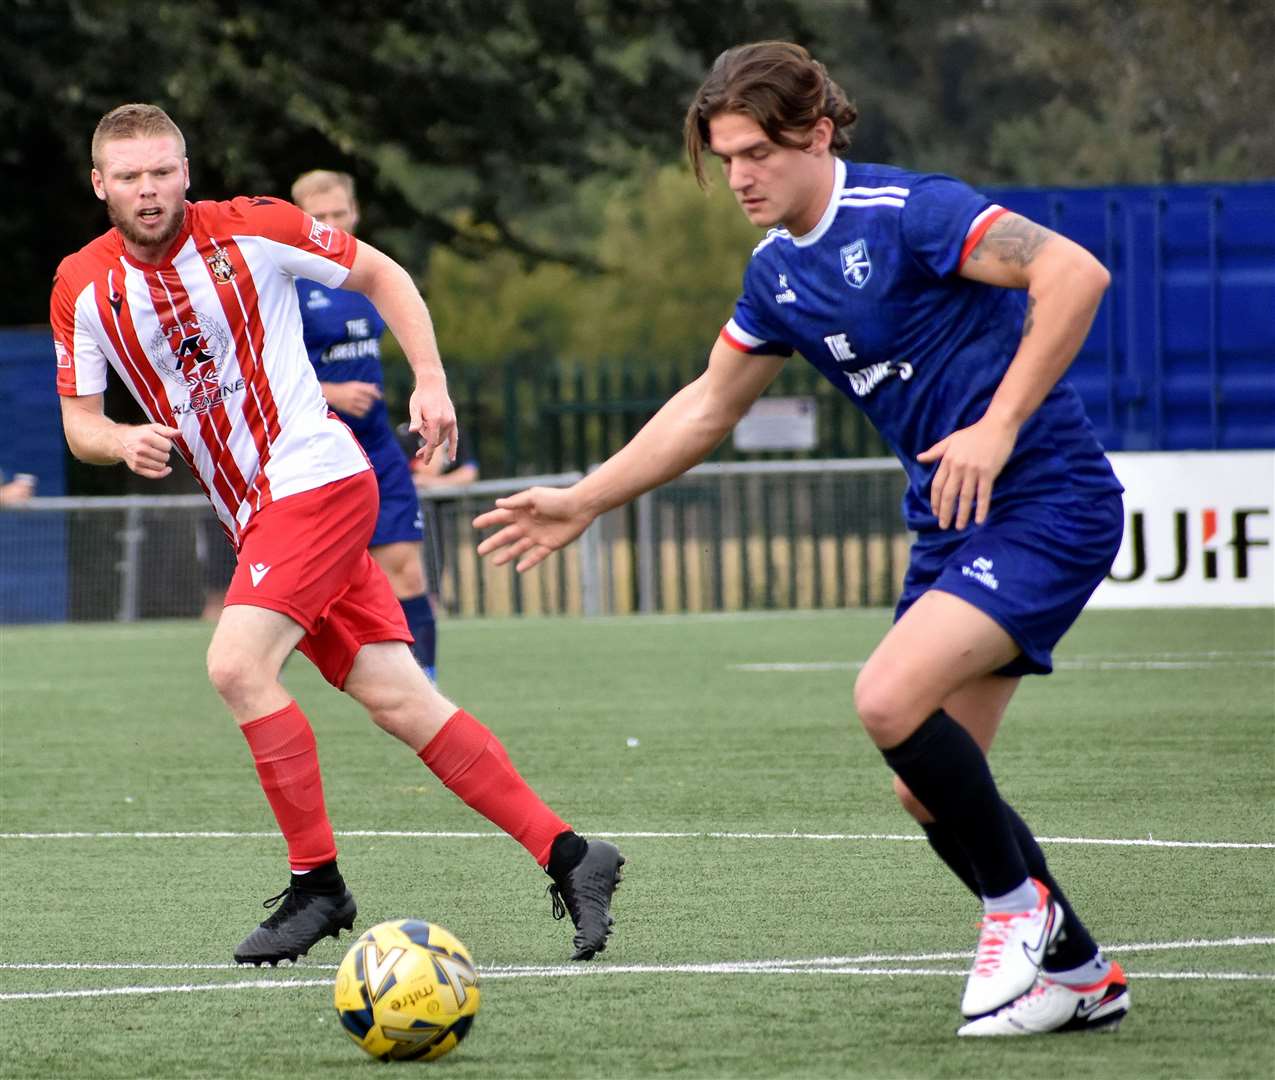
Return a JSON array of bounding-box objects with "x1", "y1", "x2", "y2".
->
[
  {"x1": 1090, "y1": 450, "x2": 1274, "y2": 608},
  {"x1": 732, "y1": 397, "x2": 817, "y2": 452}
]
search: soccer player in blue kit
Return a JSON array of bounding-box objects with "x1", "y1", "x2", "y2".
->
[
  {"x1": 475, "y1": 42, "x2": 1132, "y2": 1035},
  {"x1": 291, "y1": 170, "x2": 438, "y2": 680}
]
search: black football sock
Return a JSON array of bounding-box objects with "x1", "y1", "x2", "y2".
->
[
  {"x1": 1004, "y1": 804, "x2": 1101, "y2": 970},
  {"x1": 546, "y1": 831, "x2": 587, "y2": 879},
  {"x1": 882, "y1": 710, "x2": 1028, "y2": 898},
  {"x1": 292, "y1": 859, "x2": 345, "y2": 895},
  {"x1": 921, "y1": 805, "x2": 1102, "y2": 968},
  {"x1": 921, "y1": 820, "x2": 981, "y2": 895}
]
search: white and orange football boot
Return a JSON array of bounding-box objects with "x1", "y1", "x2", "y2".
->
[
  {"x1": 960, "y1": 878, "x2": 1064, "y2": 1018},
  {"x1": 958, "y1": 961, "x2": 1131, "y2": 1036}
]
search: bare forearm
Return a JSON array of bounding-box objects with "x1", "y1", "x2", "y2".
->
[
  {"x1": 372, "y1": 270, "x2": 445, "y2": 382},
  {"x1": 347, "y1": 246, "x2": 446, "y2": 385},
  {"x1": 63, "y1": 410, "x2": 127, "y2": 465},
  {"x1": 985, "y1": 252, "x2": 1108, "y2": 430},
  {"x1": 575, "y1": 377, "x2": 737, "y2": 516}
]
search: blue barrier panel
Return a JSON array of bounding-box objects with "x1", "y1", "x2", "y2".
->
[
  {"x1": 0, "y1": 327, "x2": 67, "y2": 622},
  {"x1": 986, "y1": 182, "x2": 1275, "y2": 451}
]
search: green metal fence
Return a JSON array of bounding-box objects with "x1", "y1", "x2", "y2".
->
[
  {"x1": 420, "y1": 459, "x2": 910, "y2": 618},
  {"x1": 441, "y1": 358, "x2": 888, "y2": 478}
]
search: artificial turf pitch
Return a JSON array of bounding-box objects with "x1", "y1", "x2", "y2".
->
[{"x1": 1, "y1": 607, "x2": 1272, "y2": 1078}]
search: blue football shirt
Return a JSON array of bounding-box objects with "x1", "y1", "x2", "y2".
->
[
  {"x1": 724, "y1": 158, "x2": 1121, "y2": 531},
  {"x1": 296, "y1": 279, "x2": 388, "y2": 440}
]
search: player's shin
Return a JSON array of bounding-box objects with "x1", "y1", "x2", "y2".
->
[
  {"x1": 882, "y1": 710, "x2": 1028, "y2": 897},
  {"x1": 240, "y1": 700, "x2": 338, "y2": 870},
  {"x1": 1003, "y1": 804, "x2": 1105, "y2": 974},
  {"x1": 418, "y1": 708, "x2": 568, "y2": 865},
  {"x1": 924, "y1": 808, "x2": 1105, "y2": 973}
]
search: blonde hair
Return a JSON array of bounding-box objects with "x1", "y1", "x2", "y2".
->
[
  {"x1": 92, "y1": 104, "x2": 185, "y2": 170},
  {"x1": 291, "y1": 169, "x2": 356, "y2": 206}
]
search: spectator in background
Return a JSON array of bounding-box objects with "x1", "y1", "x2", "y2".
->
[
  {"x1": 397, "y1": 423, "x2": 480, "y2": 615},
  {"x1": 0, "y1": 472, "x2": 36, "y2": 507},
  {"x1": 397, "y1": 422, "x2": 480, "y2": 493},
  {"x1": 291, "y1": 169, "x2": 440, "y2": 681}
]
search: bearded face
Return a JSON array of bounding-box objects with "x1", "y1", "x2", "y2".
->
[
  {"x1": 92, "y1": 134, "x2": 190, "y2": 261},
  {"x1": 104, "y1": 187, "x2": 186, "y2": 254}
]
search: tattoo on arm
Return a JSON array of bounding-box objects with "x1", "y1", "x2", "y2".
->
[
  {"x1": 972, "y1": 215, "x2": 1051, "y2": 268},
  {"x1": 1021, "y1": 295, "x2": 1036, "y2": 337}
]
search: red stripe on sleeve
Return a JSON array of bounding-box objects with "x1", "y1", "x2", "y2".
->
[
  {"x1": 959, "y1": 206, "x2": 1009, "y2": 268},
  {"x1": 719, "y1": 326, "x2": 753, "y2": 353},
  {"x1": 50, "y1": 272, "x2": 82, "y2": 396}
]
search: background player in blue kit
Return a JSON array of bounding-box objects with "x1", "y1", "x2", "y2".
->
[
  {"x1": 475, "y1": 42, "x2": 1131, "y2": 1036},
  {"x1": 291, "y1": 170, "x2": 438, "y2": 680}
]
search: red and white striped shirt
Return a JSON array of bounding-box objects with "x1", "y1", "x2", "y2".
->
[{"x1": 51, "y1": 196, "x2": 371, "y2": 542}]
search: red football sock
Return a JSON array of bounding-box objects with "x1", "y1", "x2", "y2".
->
[
  {"x1": 240, "y1": 701, "x2": 337, "y2": 871},
  {"x1": 419, "y1": 709, "x2": 569, "y2": 867}
]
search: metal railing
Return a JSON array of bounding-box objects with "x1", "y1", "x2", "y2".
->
[{"x1": 0, "y1": 459, "x2": 910, "y2": 623}]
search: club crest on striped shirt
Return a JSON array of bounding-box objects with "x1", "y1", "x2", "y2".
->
[
  {"x1": 206, "y1": 246, "x2": 235, "y2": 285},
  {"x1": 840, "y1": 239, "x2": 871, "y2": 289},
  {"x1": 147, "y1": 311, "x2": 242, "y2": 416}
]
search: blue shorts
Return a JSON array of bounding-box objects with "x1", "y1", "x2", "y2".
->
[
  {"x1": 358, "y1": 422, "x2": 424, "y2": 548},
  {"x1": 894, "y1": 491, "x2": 1125, "y2": 676}
]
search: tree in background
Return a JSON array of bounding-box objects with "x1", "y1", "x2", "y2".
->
[
  {"x1": 6, "y1": 0, "x2": 1271, "y2": 487},
  {"x1": 977, "y1": 0, "x2": 1275, "y2": 184},
  {"x1": 2, "y1": 0, "x2": 813, "y2": 324},
  {"x1": 426, "y1": 161, "x2": 757, "y2": 367}
]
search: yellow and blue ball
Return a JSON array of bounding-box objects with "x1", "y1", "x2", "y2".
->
[{"x1": 334, "y1": 919, "x2": 480, "y2": 1062}]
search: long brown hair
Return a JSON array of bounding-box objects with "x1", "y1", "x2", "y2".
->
[{"x1": 684, "y1": 42, "x2": 857, "y2": 187}]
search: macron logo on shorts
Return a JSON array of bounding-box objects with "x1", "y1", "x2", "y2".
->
[{"x1": 249, "y1": 562, "x2": 272, "y2": 587}]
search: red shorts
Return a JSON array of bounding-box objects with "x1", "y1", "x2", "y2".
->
[{"x1": 224, "y1": 471, "x2": 411, "y2": 688}]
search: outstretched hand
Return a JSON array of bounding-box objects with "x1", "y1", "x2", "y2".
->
[
  {"x1": 916, "y1": 415, "x2": 1018, "y2": 530},
  {"x1": 473, "y1": 487, "x2": 594, "y2": 572}
]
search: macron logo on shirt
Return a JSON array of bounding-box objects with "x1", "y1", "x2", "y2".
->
[{"x1": 249, "y1": 563, "x2": 272, "y2": 587}]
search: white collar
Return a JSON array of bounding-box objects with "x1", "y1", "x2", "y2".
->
[{"x1": 790, "y1": 157, "x2": 846, "y2": 248}]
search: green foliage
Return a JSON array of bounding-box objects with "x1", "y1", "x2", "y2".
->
[
  {"x1": 3, "y1": 0, "x2": 813, "y2": 324},
  {"x1": 427, "y1": 162, "x2": 758, "y2": 366},
  {"x1": 974, "y1": 0, "x2": 1275, "y2": 185},
  {"x1": 8, "y1": 0, "x2": 1272, "y2": 448}
]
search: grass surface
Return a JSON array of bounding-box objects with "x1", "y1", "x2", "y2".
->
[{"x1": 1, "y1": 608, "x2": 1272, "y2": 1078}]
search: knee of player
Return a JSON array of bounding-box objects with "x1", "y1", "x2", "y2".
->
[
  {"x1": 392, "y1": 564, "x2": 428, "y2": 597},
  {"x1": 205, "y1": 645, "x2": 259, "y2": 703},
  {"x1": 365, "y1": 695, "x2": 410, "y2": 734},
  {"x1": 852, "y1": 670, "x2": 913, "y2": 743},
  {"x1": 355, "y1": 676, "x2": 423, "y2": 733}
]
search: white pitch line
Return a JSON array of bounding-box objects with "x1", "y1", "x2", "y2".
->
[
  {"x1": 0, "y1": 979, "x2": 332, "y2": 1002},
  {"x1": 2, "y1": 829, "x2": 1269, "y2": 849},
  {"x1": 4, "y1": 936, "x2": 1270, "y2": 977},
  {"x1": 5, "y1": 966, "x2": 1274, "y2": 1002}
]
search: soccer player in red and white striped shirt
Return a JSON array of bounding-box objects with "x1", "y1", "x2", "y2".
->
[{"x1": 52, "y1": 104, "x2": 623, "y2": 966}]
